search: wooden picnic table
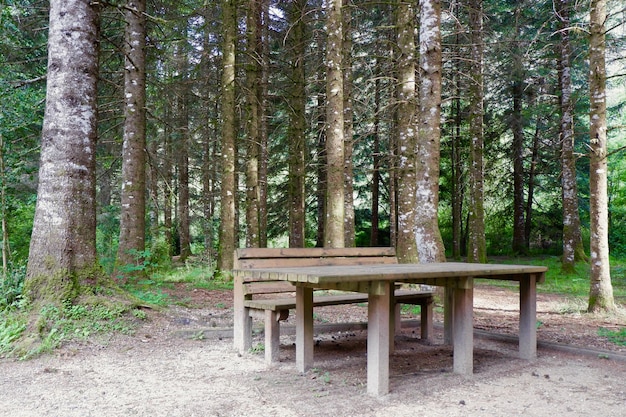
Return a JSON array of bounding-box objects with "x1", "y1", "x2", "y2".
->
[{"x1": 233, "y1": 262, "x2": 547, "y2": 396}]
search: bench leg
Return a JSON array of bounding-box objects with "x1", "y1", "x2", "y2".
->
[
  {"x1": 394, "y1": 303, "x2": 401, "y2": 335},
  {"x1": 233, "y1": 274, "x2": 252, "y2": 354},
  {"x1": 421, "y1": 299, "x2": 433, "y2": 341},
  {"x1": 296, "y1": 286, "x2": 314, "y2": 373},
  {"x1": 443, "y1": 286, "x2": 454, "y2": 344},
  {"x1": 265, "y1": 310, "x2": 281, "y2": 364}
]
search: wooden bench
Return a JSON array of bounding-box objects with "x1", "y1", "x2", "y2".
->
[{"x1": 233, "y1": 247, "x2": 434, "y2": 364}]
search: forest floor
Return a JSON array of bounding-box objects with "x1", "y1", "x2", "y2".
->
[{"x1": 1, "y1": 283, "x2": 626, "y2": 416}]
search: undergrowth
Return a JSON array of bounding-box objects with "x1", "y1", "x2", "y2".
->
[
  {"x1": 598, "y1": 327, "x2": 626, "y2": 346},
  {"x1": 122, "y1": 263, "x2": 229, "y2": 307}
]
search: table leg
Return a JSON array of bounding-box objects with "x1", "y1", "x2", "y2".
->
[
  {"x1": 367, "y1": 281, "x2": 392, "y2": 396},
  {"x1": 519, "y1": 274, "x2": 538, "y2": 359},
  {"x1": 453, "y1": 278, "x2": 473, "y2": 374},
  {"x1": 296, "y1": 286, "x2": 313, "y2": 372}
]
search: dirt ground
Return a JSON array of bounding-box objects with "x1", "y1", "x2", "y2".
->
[{"x1": 1, "y1": 284, "x2": 626, "y2": 416}]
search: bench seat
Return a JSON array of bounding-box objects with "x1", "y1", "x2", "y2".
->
[{"x1": 233, "y1": 248, "x2": 434, "y2": 364}]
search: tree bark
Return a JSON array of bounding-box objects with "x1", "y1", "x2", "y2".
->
[
  {"x1": 163, "y1": 103, "x2": 173, "y2": 255},
  {"x1": 587, "y1": 0, "x2": 615, "y2": 312},
  {"x1": 315, "y1": 91, "x2": 327, "y2": 247},
  {"x1": 117, "y1": 0, "x2": 147, "y2": 271},
  {"x1": 177, "y1": 93, "x2": 191, "y2": 261},
  {"x1": 245, "y1": 0, "x2": 262, "y2": 248},
  {"x1": 25, "y1": 0, "x2": 102, "y2": 304},
  {"x1": 395, "y1": 0, "x2": 418, "y2": 263},
  {"x1": 370, "y1": 72, "x2": 381, "y2": 247},
  {"x1": 258, "y1": 0, "x2": 269, "y2": 248},
  {"x1": 557, "y1": 0, "x2": 586, "y2": 273},
  {"x1": 0, "y1": 134, "x2": 9, "y2": 274},
  {"x1": 451, "y1": 52, "x2": 463, "y2": 260},
  {"x1": 342, "y1": 0, "x2": 355, "y2": 247},
  {"x1": 466, "y1": 0, "x2": 486, "y2": 263},
  {"x1": 525, "y1": 111, "x2": 540, "y2": 249},
  {"x1": 324, "y1": 0, "x2": 345, "y2": 248},
  {"x1": 287, "y1": 0, "x2": 307, "y2": 248},
  {"x1": 217, "y1": 0, "x2": 238, "y2": 271},
  {"x1": 511, "y1": 7, "x2": 527, "y2": 255},
  {"x1": 416, "y1": 0, "x2": 445, "y2": 263}
]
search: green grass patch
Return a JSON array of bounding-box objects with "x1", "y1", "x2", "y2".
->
[
  {"x1": 121, "y1": 265, "x2": 231, "y2": 307},
  {"x1": 155, "y1": 265, "x2": 232, "y2": 291},
  {"x1": 479, "y1": 256, "x2": 626, "y2": 300},
  {"x1": 598, "y1": 327, "x2": 626, "y2": 346},
  {"x1": 401, "y1": 304, "x2": 422, "y2": 315},
  {"x1": 1, "y1": 299, "x2": 145, "y2": 359}
]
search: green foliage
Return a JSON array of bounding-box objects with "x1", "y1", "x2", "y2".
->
[
  {"x1": 400, "y1": 304, "x2": 422, "y2": 315},
  {"x1": 0, "y1": 311, "x2": 27, "y2": 355},
  {"x1": 2, "y1": 298, "x2": 142, "y2": 358},
  {"x1": 250, "y1": 342, "x2": 264, "y2": 353},
  {"x1": 0, "y1": 264, "x2": 26, "y2": 310},
  {"x1": 598, "y1": 327, "x2": 626, "y2": 347},
  {"x1": 157, "y1": 264, "x2": 226, "y2": 290},
  {"x1": 125, "y1": 284, "x2": 171, "y2": 306},
  {"x1": 149, "y1": 237, "x2": 173, "y2": 271},
  {"x1": 117, "y1": 248, "x2": 155, "y2": 278},
  {"x1": 96, "y1": 205, "x2": 120, "y2": 274},
  {"x1": 121, "y1": 264, "x2": 224, "y2": 307}
]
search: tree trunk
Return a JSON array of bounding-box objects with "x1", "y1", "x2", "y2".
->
[
  {"x1": 315, "y1": 92, "x2": 327, "y2": 247},
  {"x1": 0, "y1": 134, "x2": 9, "y2": 274},
  {"x1": 450, "y1": 1, "x2": 463, "y2": 260},
  {"x1": 394, "y1": 0, "x2": 418, "y2": 263},
  {"x1": 117, "y1": 0, "x2": 147, "y2": 271},
  {"x1": 557, "y1": 0, "x2": 587, "y2": 273},
  {"x1": 587, "y1": 0, "x2": 615, "y2": 312},
  {"x1": 217, "y1": 0, "x2": 238, "y2": 271},
  {"x1": 525, "y1": 112, "x2": 540, "y2": 249},
  {"x1": 466, "y1": 0, "x2": 486, "y2": 263},
  {"x1": 258, "y1": 0, "x2": 270, "y2": 248},
  {"x1": 177, "y1": 98, "x2": 191, "y2": 261},
  {"x1": 324, "y1": 0, "x2": 345, "y2": 248},
  {"x1": 370, "y1": 72, "x2": 381, "y2": 247},
  {"x1": 342, "y1": 0, "x2": 355, "y2": 247},
  {"x1": 416, "y1": 0, "x2": 445, "y2": 263},
  {"x1": 287, "y1": 0, "x2": 307, "y2": 248},
  {"x1": 163, "y1": 104, "x2": 173, "y2": 256},
  {"x1": 245, "y1": 0, "x2": 261, "y2": 248},
  {"x1": 25, "y1": 0, "x2": 102, "y2": 304},
  {"x1": 147, "y1": 137, "x2": 160, "y2": 249},
  {"x1": 511, "y1": 8, "x2": 527, "y2": 254},
  {"x1": 451, "y1": 63, "x2": 463, "y2": 260}
]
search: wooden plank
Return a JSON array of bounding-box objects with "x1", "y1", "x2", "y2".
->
[
  {"x1": 236, "y1": 256, "x2": 397, "y2": 269},
  {"x1": 236, "y1": 247, "x2": 396, "y2": 260},
  {"x1": 239, "y1": 263, "x2": 547, "y2": 286},
  {"x1": 243, "y1": 291, "x2": 433, "y2": 311},
  {"x1": 243, "y1": 282, "x2": 295, "y2": 295}
]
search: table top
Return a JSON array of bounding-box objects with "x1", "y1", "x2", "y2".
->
[{"x1": 234, "y1": 262, "x2": 547, "y2": 285}]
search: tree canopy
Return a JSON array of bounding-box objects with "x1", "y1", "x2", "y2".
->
[{"x1": 0, "y1": 0, "x2": 625, "y2": 312}]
